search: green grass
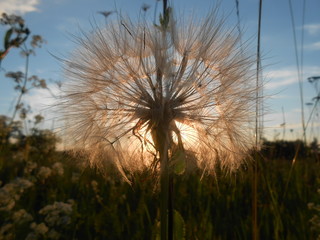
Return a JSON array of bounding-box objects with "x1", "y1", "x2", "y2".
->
[{"x1": 0, "y1": 141, "x2": 319, "y2": 239}]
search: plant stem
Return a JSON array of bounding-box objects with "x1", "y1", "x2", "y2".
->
[
  {"x1": 253, "y1": 0, "x2": 263, "y2": 239},
  {"x1": 160, "y1": 139, "x2": 169, "y2": 240},
  {"x1": 163, "y1": 0, "x2": 167, "y2": 18},
  {"x1": 10, "y1": 51, "x2": 30, "y2": 125},
  {"x1": 168, "y1": 175, "x2": 173, "y2": 240},
  {"x1": 156, "y1": 124, "x2": 174, "y2": 240}
]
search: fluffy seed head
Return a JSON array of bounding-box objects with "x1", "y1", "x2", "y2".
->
[{"x1": 59, "y1": 10, "x2": 260, "y2": 179}]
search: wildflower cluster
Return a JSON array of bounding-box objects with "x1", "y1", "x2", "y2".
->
[
  {"x1": 0, "y1": 178, "x2": 33, "y2": 212},
  {"x1": 37, "y1": 161, "x2": 64, "y2": 181},
  {"x1": 309, "y1": 189, "x2": 320, "y2": 240},
  {"x1": 0, "y1": 150, "x2": 72, "y2": 240},
  {"x1": 25, "y1": 200, "x2": 75, "y2": 240}
]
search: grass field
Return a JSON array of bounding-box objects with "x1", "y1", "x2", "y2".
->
[{"x1": 0, "y1": 137, "x2": 319, "y2": 239}]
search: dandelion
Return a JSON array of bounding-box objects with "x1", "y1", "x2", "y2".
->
[
  {"x1": 59, "y1": 9, "x2": 258, "y2": 178},
  {"x1": 58, "y1": 6, "x2": 260, "y2": 240}
]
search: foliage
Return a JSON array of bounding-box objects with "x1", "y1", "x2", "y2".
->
[
  {"x1": 0, "y1": 12, "x2": 48, "y2": 133},
  {"x1": 0, "y1": 13, "x2": 45, "y2": 61},
  {"x1": 309, "y1": 189, "x2": 320, "y2": 240},
  {"x1": 0, "y1": 136, "x2": 319, "y2": 239}
]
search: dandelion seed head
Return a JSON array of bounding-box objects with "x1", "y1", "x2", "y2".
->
[{"x1": 59, "y1": 10, "x2": 260, "y2": 179}]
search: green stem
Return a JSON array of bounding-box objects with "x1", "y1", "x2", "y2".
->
[
  {"x1": 10, "y1": 50, "x2": 30, "y2": 125},
  {"x1": 160, "y1": 139, "x2": 169, "y2": 240},
  {"x1": 168, "y1": 175, "x2": 173, "y2": 240},
  {"x1": 155, "y1": 124, "x2": 174, "y2": 240}
]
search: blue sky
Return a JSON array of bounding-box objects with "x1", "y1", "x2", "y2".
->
[{"x1": 0, "y1": 0, "x2": 319, "y2": 142}]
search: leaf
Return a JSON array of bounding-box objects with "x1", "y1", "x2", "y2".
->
[
  {"x1": 4, "y1": 28, "x2": 13, "y2": 49},
  {"x1": 171, "y1": 148, "x2": 186, "y2": 175},
  {"x1": 174, "y1": 210, "x2": 186, "y2": 240},
  {"x1": 152, "y1": 211, "x2": 186, "y2": 240}
]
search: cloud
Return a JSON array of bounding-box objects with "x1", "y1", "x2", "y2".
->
[
  {"x1": 305, "y1": 41, "x2": 320, "y2": 51},
  {"x1": 304, "y1": 24, "x2": 320, "y2": 35},
  {"x1": 23, "y1": 84, "x2": 58, "y2": 112},
  {"x1": 22, "y1": 83, "x2": 61, "y2": 129},
  {"x1": 265, "y1": 66, "x2": 320, "y2": 90},
  {"x1": 0, "y1": 0, "x2": 40, "y2": 15}
]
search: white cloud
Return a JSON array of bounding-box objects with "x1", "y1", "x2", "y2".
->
[
  {"x1": 22, "y1": 83, "x2": 60, "y2": 129},
  {"x1": 0, "y1": 0, "x2": 40, "y2": 15},
  {"x1": 304, "y1": 24, "x2": 320, "y2": 35},
  {"x1": 23, "y1": 83, "x2": 58, "y2": 112},
  {"x1": 265, "y1": 66, "x2": 320, "y2": 90},
  {"x1": 305, "y1": 41, "x2": 320, "y2": 51}
]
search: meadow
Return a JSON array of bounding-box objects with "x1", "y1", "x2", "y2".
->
[
  {"x1": 1, "y1": 5, "x2": 320, "y2": 240},
  {"x1": 0, "y1": 131, "x2": 319, "y2": 239}
]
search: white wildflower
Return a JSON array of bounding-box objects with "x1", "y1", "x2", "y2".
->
[
  {"x1": 0, "y1": 190, "x2": 15, "y2": 211},
  {"x1": 52, "y1": 162, "x2": 64, "y2": 176},
  {"x1": 37, "y1": 166, "x2": 52, "y2": 179},
  {"x1": 309, "y1": 188, "x2": 320, "y2": 239},
  {"x1": 24, "y1": 161, "x2": 38, "y2": 175},
  {"x1": 91, "y1": 180, "x2": 98, "y2": 191},
  {"x1": 25, "y1": 232, "x2": 37, "y2": 240},
  {"x1": 47, "y1": 229, "x2": 61, "y2": 240},
  {"x1": 39, "y1": 201, "x2": 74, "y2": 227},
  {"x1": 0, "y1": 224, "x2": 13, "y2": 240},
  {"x1": 12, "y1": 209, "x2": 33, "y2": 224},
  {"x1": 30, "y1": 222, "x2": 49, "y2": 235},
  {"x1": 29, "y1": 222, "x2": 49, "y2": 236},
  {"x1": 0, "y1": 178, "x2": 33, "y2": 212},
  {"x1": 14, "y1": 178, "x2": 33, "y2": 189}
]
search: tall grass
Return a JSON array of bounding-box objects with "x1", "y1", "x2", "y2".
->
[{"x1": 0, "y1": 140, "x2": 319, "y2": 239}]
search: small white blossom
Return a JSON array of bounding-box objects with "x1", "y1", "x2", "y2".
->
[
  {"x1": 39, "y1": 201, "x2": 74, "y2": 227},
  {"x1": 91, "y1": 180, "x2": 98, "y2": 191},
  {"x1": 0, "y1": 190, "x2": 15, "y2": 211},
  {"x1": 12, "y1": 209, "x2": 33, "y2": 224},
  {"x1": 24, "y1": 161, "x2": 38, "y2": 175},
  {"x1": 0, "y1": 223, "x2": 13, "y2": 239},
  {"x1": 37, "y1": 166, "x2": 52, "y2": 179},
  {"x1": 0, "y1": 178, "x2": 33, "y2": 212},
  {"x1": 52, "y1": 162, "x2": 64, "y2": 176},
  {"x1": 309, "y1": 188, "x2": 320, "y2": 239},
  {"x1": 25, "y1": 232, "x2": 37, "y2": 240},
  {"x1": 47, "y1": 229, "x2": 61, "y2": 240},
  {"x1": 30, "y1": 222, "x2": 49, "y2": 235}
]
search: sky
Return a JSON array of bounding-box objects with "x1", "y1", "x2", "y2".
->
[{"x1": 0, "y1": 0, "x2": 319, "y2": 142}]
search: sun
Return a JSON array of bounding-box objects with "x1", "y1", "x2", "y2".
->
[{"x1": 172, "y1": 120, "x2": 199, "y2": 148}]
